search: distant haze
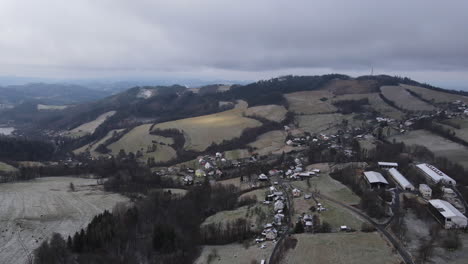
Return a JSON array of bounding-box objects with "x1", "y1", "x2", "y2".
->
[{"x1": 0, "y1": 0, "x2": 467, "y2": 90}]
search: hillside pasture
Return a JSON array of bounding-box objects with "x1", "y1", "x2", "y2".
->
[
  {"x1": 0, "y1": 177, "x2": 128, "y2": 264},
  {"x1": 37, "y1": 104, "x2": 68, "y2": 110},
  {"x1": 402, "y1": 84, "x2": 468, "y2": 104},
  {"x1": 381, "y1": 86, "x2": 435, "y2": 111},
  {"x1": 248, "y1": 130, "x2": 287, "y2": 156},
  {"x1": 282, "y1": 233, "x2": 401, "y2": 264},
  {"x1": 0, "y1": 161, "x2": 18, "y2": 173},
  {"x1": 201, "y1": 204, "x2": 270, "y2": 232},
  {"x1": 332, "y1": 93, "x2": 404, "y2": 119},
  {"x1": 390, "y1": 129, "x2": 468, "y2": 169},
  {"x1": 245, "y1": 104, "x2": 288, "y2": 122},
  {"x1": 195, "y1": 242, "x2": 274, "y2": 264},
  {"x1": 322, "y1": 79, "x2": 379, "y2": 95},
  {"x1": 66, "y1": 111, "x2": 116, "y2": 138},
  {"x1": 152, "y1": 103, "x2": 261, "y2": 152},
  {"x1": 108, "y1": 124, "x2": 176, "y2": 163},
  {"x1": 224, "y1": 149, "x2": 251, "y2": 160},
  {"x1": 291, "y1": 163, "x2": 361, "y2": 205},
  {"x1": 285, "y1": 90, "x2": 337, "y2": 114},
  {"x1": 73, "y1": 129, "x2": 125, "y2": 157},
  {"x1": 297, "y1": 113, "x2": 365, "y2": 134}
]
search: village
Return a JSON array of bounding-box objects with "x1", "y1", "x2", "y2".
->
[{"x1": 152, "y1": 103, "x2": 468, "y2": 264}]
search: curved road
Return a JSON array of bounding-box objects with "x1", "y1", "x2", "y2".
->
[{"x1": 317, "y1": 193, "x2": 415, "y2": 264}]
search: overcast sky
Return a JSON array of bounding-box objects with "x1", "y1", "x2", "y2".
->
[{"x1": 1, "y1": 0, "x2": 467, "y2": 88}]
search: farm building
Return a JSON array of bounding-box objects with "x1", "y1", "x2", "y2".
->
[
  {"x1": 428, "y1": 199, "x2": 467, "y2": 229},
  {"x1": 378, "y1": 162, "x2": 398, "y2": 169},
  {"x1": 388, "y1": 168, "x2": 414, "y2": 191},
  {"x1": 416, "y1": 163, "x2": 456, "y2": 185},
  {"x1": 419, "y1": 184, "x2": 432, "y2": 199},
  {"x1": 363, "y1": 171, "x2": 389, "y2": 189}
]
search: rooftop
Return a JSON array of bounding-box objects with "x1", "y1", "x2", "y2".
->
[
  {"x1": 388, "y1": 168, "x2": 414, "y2": 189},
  {"x1": 378, "y1": 162, "x2": 398, "y2": 167},
  {"x1": 416, "y1": 163, "x2": 456, "y2": 184},
  {"x1": 363, "y1": 171, "x2": 389, "y2": 184},
  {"x1": 429, "y1": 199, "x2": 467, "y2": 220}
]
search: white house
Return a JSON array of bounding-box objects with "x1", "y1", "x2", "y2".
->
[
  {"x1": 378, "y1": 162, "x2": 398, "y2": 169},
  {"x1": 292, "y1": 188, "x2": 301, "y2": 197},
  {"x1": 388, "y1": 168, "x2": 414, "y2": 191},
  {"x1": 363, "y1": 171, "x2": 389, "y2": 189},
  {"x1": 274, "y1": 200, "x2": 285, "y2": 211},
  {"x1": 419, "y1": 184, "x2": 432, "y2": 199},
  {"x1": 428, "y1": 199, "x2": 467, "y2": 229},
  {"x1": 416, "y1": 163, "x2": 456, "y2": 185}
]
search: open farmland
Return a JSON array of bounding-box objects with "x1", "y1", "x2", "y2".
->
[
  {"x1": 282, "y1": 233, "x2": 401, "y2": 264},
  {"x1": 390, "y1": 129, "x2": 468, "y2": 168},
  {"x1": 245, "y1": 104, "x2": 288, "y2": 122},
  {"x1": 285, "y1": 90, "x2": 337, "y2": 114},
  {"x1": 0, "y1": 177, "x2": 128, "y2": 264},
  {"x1": 322, "y1": 79, "x2": 379, "y2": 95},
  {"x1": 66, "y1": 111, "x2": 116, "y2": 138},
  {"x1": 0, "y1": 161, "x2": 18, "y2": 173},
  {"x1": 402, "y1": 84, "x2": 468, "y2": 104},
  {"x1": 381, "y1": 86, "x2": 435, "y2": 111},
  {"x1": 195, "y1": 242, "x2": 274, "y2": 264},
  {"x1": 107, "y1": 124, "x2": 176, "y2": 163},
  {"x1": 332, "y1": 93, "x2": 404, "y2": 119},
  {"x1": 291, "y1": 164, "x2": 361, "y2": 205},
  {"x1": 152, "y1": 102, "x2": 261, "y2": 152},
  {"x1": 224, "y1": 149, "x2": 251, "y2": 160},
  {"x1": 248, "y1": 130, "x2": 287, "y2": 156},
  {"x1": 297, "y1": 113, "x2": 365, "y2": 134},
  {"x1": 74, "y1": 129, "x2": 125, "y2": 157},
  {"x1": 202, "y1": 204, "x2": 271, "y2": 232},
  {"x1": 434, "y1": 118, "x2": 468, "y2": 144},
  {"x1": 37, "y1": 104, "x2": 68, "y2": 110}
]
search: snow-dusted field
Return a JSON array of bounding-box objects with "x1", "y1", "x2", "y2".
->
[{"x1": 0, "y1": 177, "x2": 128, "y2": 264}]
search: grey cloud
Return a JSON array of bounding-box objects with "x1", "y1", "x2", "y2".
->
[{"x1": 0, "y1": 0, "x2": 467, "y2": 85}]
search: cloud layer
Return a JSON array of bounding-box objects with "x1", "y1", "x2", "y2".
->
[{"x1": 0, "y1": 0, "x2": 467, "y2": 86}]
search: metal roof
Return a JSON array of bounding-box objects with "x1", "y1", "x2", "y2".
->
[
  {"x1": 378, "y1": 162, "x2": 398, "y2": 167},
  {"x1": 363, "y1": 171, "x2": 389, "y2": 184},
  {"x1": 416, "y1": 163, "x2": 456, "y2": 184},
  {"x1": 388, "y1": 168, "x2": 414, "y2": 189},
  {"x1": 429, "y1": 199, "x2": 467, "y2": 220}
]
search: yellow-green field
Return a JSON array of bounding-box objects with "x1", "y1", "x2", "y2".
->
[
  {"x1": 390, "y1": 129, "x2": 468, "y2": 169},
  {"x1": 195, "y1": 242, "x2": 274, "y2": 264},
  {"x1": 74, "y1": 129, "x2": 125, "y2": 156},
  {"x1": 296, "y1": 113, "x2": 365, "y2": 134},
  {"x1": 402, "y1": 84, "x2": 468, "y2": 104},
  {"x1": 245, "y1": 104, "x2": 288, "y2": 122},
  {"x1": 290, "y1": 164, "x2": 361, "y2": 205},
  {"x1": 151, "y1": 102, "x2": 261, "y2": 152},
  {"x1": 285, "y1": 90, "x2": 337, "y2": 114},
  {"x1": 108, "y1": 124, "x2": 176, "y2": 163},
  {"x1": 0, "y1": 162, "x2": 17, "y2": 173},
  {"x1": 202, "y1": 203, "x2": 271, "y2": 232},
  {"x1": 248, "y1": 130, "x2": 287, "y2": 156},
  {"x1": 322, "y1": 79, "x2": 378, "y2": 95},
  {"x1": 66, "y1": 111, "x2": 116, "y2": 138},
  {"x1": 282, "y1": 233, "x2": 401, "y2": 264},
  {"x1": 37, "y1": 104, "x2": 68, "y2": 110},
  {"x1": 332, "y1": 93, "x2": 404, "y2": 119},
  {"x1": 381, "y1": 86, "x2": 434, "y2": 111},
  {"x1": 224, "y1": 149, "x2": 251, "y2": 160}
]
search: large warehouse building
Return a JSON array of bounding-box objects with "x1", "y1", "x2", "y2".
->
[
  {"x1": 428, "y1": 199, "x2": 467, "y2": 229},
  {"x1": 416, "y1": 163, "x2": 456, "y2": 185},
  {"x1": 363, "y1": 171, "x2": 388, "y2": 189},
  {"x1": 388, "y1": 168, "x2": 414, "y2": 191}
]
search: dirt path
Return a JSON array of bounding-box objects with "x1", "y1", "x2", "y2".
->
[{"x1": 0, "y1": 177, "x2": 128, "y2": 264}]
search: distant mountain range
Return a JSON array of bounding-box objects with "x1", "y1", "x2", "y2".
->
[{"x1": 0, "y1": 83, "x2": 112, "y2": 105}]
